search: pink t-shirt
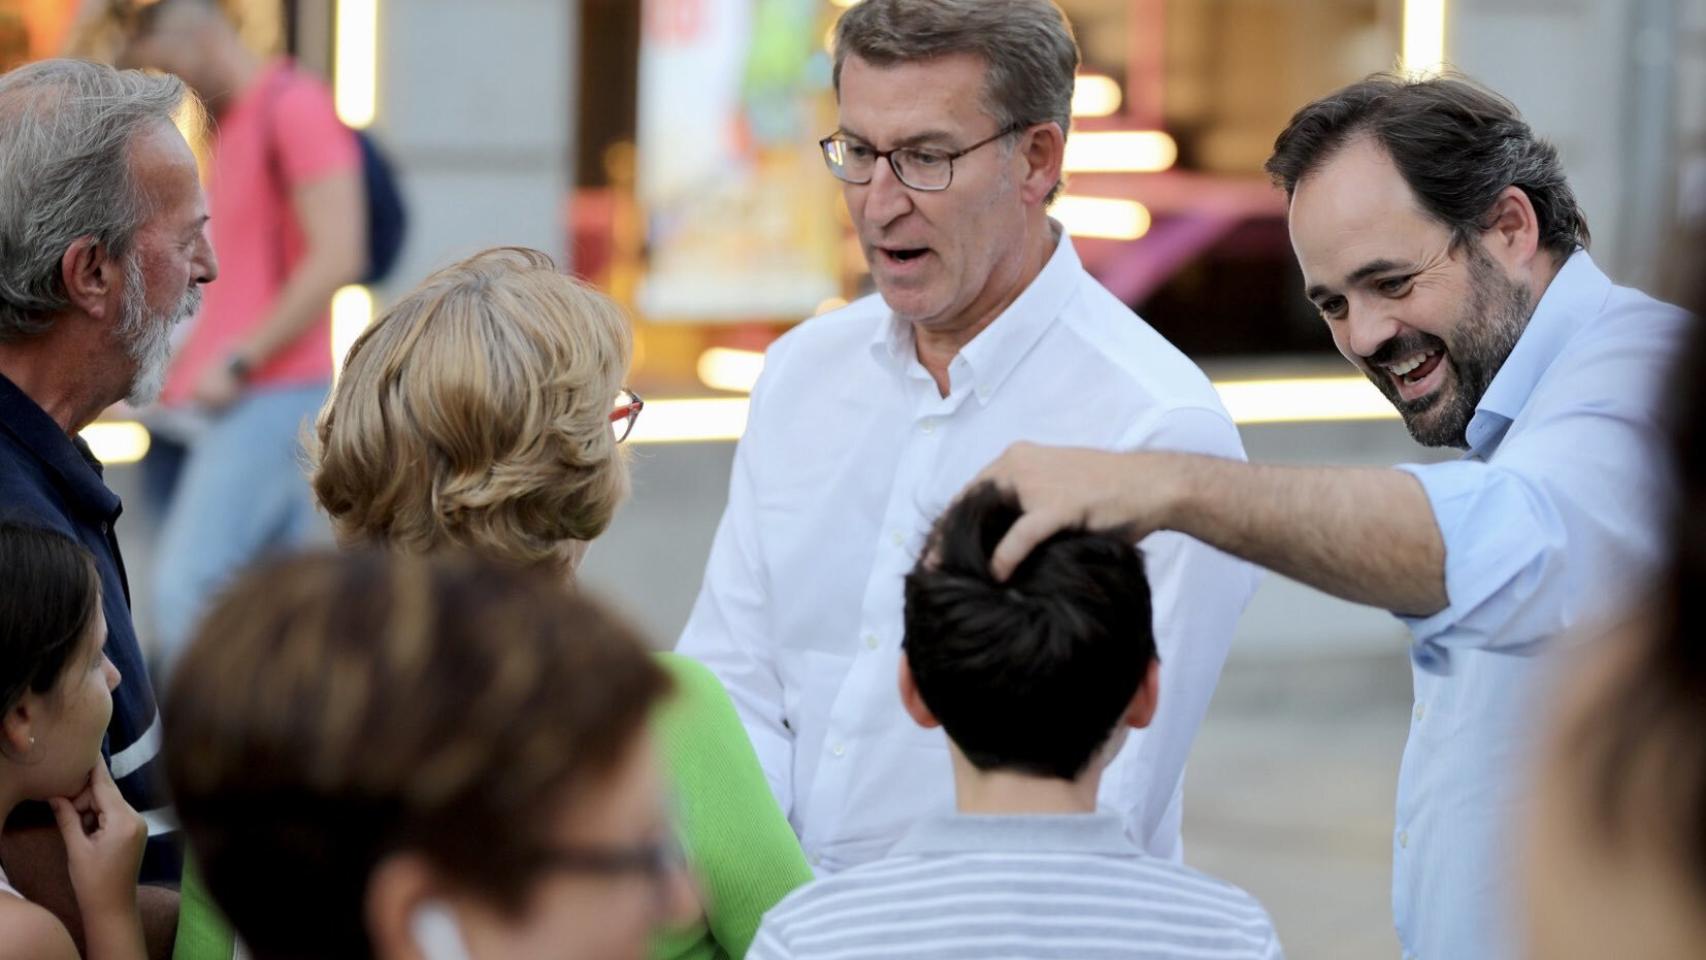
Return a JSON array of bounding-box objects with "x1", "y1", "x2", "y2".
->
[{"x1": 162, "y1": 61, "x2": 360, "y2": 406}]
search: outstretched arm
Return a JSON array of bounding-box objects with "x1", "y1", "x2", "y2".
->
[{"x1": 980, "y1": 443, "x2": 1447, "y2": 616}]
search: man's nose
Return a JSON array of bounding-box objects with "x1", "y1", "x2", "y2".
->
[
  {"x1": 1346, "y1": 304, "x2": 1404, "y2": 361},
  {"x1": 861, "y1": 157, "x2": 915, "y2": 228}
]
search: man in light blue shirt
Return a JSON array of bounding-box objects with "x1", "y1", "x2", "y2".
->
[{"x1": 971, "y1": 74, "x2": 1691, "y2": 958}]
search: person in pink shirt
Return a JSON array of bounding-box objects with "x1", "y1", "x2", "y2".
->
[{"x1": 123, "y1": 0, "x2": 367, "y2": 674}]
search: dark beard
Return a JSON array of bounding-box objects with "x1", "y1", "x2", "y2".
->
[{"x1": 1363, "y1": 245, "x2": 1533, "y2": 449}]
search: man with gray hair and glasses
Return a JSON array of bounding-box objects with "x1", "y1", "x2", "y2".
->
[
  {"x1": 679, "y1": 0, "x2": 1256, "y2": 876},
  {"x1": 0, "y1": 58, "x2": 217, "y2": 955}
]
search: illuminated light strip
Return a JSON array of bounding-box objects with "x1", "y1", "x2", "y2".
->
[
  {"x1": 1062, "y1": 131, "x2": 1178, "y2": 174},
  {"x1": 1072, "y1": 75, "x2": 1123, "y2": 119},
  {"x1": 1053, "y1": 196, "x2": 1152, "y2": 241},
  {"x1": 829, "y1": 0, "x2": 862, "y2": 7},
  {"x1": 627, "y1": 398, "x2": 750, "y2": 445},
  {"x1": 81, "y1": 422, "x2": 151, "y2": 465},
  {"x1": 90, "y1": 379, "x2": 1398, "y2": 455},
  {"x1": 698, "y1": 347, "x2": 767, "y2": 394},
  {"x1": 334, "y1": 0, "x2": 379, "y2": 128},
  {"x1": 1216, "y1": 376, "x2": 1400, "y2": 425},
  {"x1": 1402, "y1": 0, "x2": 1449, "y2": 78},
  {"x1": 681, "y1": 350, "x2": 1400, "y2": 433},
  {"x1": 330, "y1": 284, "x2": 375, "y2": 375}
]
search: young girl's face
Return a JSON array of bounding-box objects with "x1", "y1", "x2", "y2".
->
[{"x1": 30, "y1": 602, "x2": 121, "y2": 799}]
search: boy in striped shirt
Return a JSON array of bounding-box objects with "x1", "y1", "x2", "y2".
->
[{"x1": 750, "y1": 483, "x2": 1283, "y2": 959}]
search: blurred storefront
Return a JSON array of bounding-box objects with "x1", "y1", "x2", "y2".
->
[{"x1": 5, "y1": 0, "x2": 1703, "y2": 454}]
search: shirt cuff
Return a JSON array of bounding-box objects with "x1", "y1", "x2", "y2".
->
[{"x1": 1392, "y1": 459, "x2": 1536, "y2": 648}]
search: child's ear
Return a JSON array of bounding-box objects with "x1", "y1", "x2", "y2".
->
[
  {"x1": 1124, "y1": 659, "x2": 1160, "y2": 729},
  {"x1": 899, "y1": 658, "x2": 941, "y2": 729}
]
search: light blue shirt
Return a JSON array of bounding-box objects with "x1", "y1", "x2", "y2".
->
[
  {"x1": 1391, "y1": 251, "x2": 1691, "y2": 959},
  {"x1": 750, "y1": 813, "x2": 1283, "y2": 960}
]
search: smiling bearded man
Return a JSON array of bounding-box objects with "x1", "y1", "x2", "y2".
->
[
  {"x1": 1363, "y1": 233, "x2": 1532, "y2": 449},
  {"x1": 969, "y1": 74, "x2": 1693, "y2": 960},
  {"x1": 678, "y1": 0, "x2": 1257, "y2": 881}
]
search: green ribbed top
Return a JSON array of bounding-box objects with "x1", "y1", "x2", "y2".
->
[
  {"x1": 650, "y1": 653, "x2": 813, "y2": 960},
  {"x1": 172, "y1": 653, "x2": 811, "y2": 960}
]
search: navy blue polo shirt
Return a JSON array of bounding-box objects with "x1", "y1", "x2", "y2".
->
[{"x1": 0, "y1": 372, "x2": 179, "y2": 883}]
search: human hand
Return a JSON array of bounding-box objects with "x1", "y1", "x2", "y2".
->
[
  {"x1": 191, "y1": 360, "x2": 243, "y2": 412},
  {"x1": 48, "y1": 762, "x2": 146, "y2": 919},
  {"x1": 974, "y1": 442, "x2": 1178, "y2": 580}
]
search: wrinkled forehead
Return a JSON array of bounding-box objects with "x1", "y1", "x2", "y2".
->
[
  {"x1": 128, "y1": 121, "x2": 206, "y2": 231},
  {"x1": 1286, "y1": 137, "x2": 1447, "y2": 285},
  {"x1": 835, "y1": 52, "x2": 996, "y2": 143}
]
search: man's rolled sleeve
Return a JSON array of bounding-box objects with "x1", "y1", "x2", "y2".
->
[{"x1": 1395, "y1": 456, "x2": 1600, "y2": 650}]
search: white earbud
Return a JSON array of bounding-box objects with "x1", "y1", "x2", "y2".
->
[{"x1": 409, "y1": 900, "x2": 472, "y2": 960}]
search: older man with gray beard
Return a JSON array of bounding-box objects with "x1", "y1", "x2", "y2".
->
[{"x1": 0, "y1": 59, "x2": 217, "y2": 957}]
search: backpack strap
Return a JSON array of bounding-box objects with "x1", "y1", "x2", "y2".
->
[{"x1": 257, "y1": 64, "x2": 295, "y2": 282}]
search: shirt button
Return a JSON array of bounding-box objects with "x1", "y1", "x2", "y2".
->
[
  {"x1": 864, "y1": 633, "x2": 879, "y2": 650},
  {"x1": 1399, "y1": 830, "x2": 1410, "y2": 850},
  {"x1": 890, "y1": 530, "x2": 904, "y2": 548},
  {"x1": 920, "y1": 419, "x2": 935, "y2": 434},
  {"x1": 831, "y1": 743, "x2": 846, "y2": 757},
  {"x1": 1413, "y1": 703, "x2": 1426, "y2": 722},
  {"x1": 809, "y1": 853, "x2": 821, "y2": 867},
  {"x1": 976, "y1": 387, "x2": 990, "y2": 402}
]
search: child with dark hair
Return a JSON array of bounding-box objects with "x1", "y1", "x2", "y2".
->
[
  {"x1": 0, "y1": 521, "x2": 145, "y2": 960},
  {"x1": 749, "y1": 484, "x2": 1283, "y2": 959}
]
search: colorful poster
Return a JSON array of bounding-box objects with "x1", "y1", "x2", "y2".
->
[{"x1": 636, "y1": 0, "x2": 842, "y2": 322}]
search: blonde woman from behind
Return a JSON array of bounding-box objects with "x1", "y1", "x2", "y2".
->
[{"x1": 304, "y1": 246, "x2": 812, "y2": 960}]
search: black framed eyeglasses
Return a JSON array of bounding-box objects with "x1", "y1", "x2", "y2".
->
[
  {"x1": 527, "y1": 836, "x2": 683, "y2": 878},
  {"x1": 609, "y1": 388, "x2": 644, "y2": 443},
  {"x1": 525, "y1": 831, "x2": 688, "y2": 914},
  {"x1": 819, "y1": 123, "x2": 1023, "y2": 191}
]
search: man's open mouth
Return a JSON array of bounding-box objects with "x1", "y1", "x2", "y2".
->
[
  {"x1": 1383, "y1": 348, "x2": 1444, "y2": 386},
  {"x1": 880, "y1": 247, "x2": 930, "y2": 264}
]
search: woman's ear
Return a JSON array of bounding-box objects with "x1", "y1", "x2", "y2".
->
[
  {"x1": 366, "y1": 853, "x2": 454, "y2": 960},
  {"x1": 2, "y1": 697, "x2": 41, "y2": 761}
]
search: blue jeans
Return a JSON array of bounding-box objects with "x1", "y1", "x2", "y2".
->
[{"x1": 151, "y1": 383, "x2": 331, "y2": 677}]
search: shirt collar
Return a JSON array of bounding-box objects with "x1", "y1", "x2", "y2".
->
[
  {"x1": 0, "y1": 372, "x2": 121, "y2": 522},
  {"x1": 868, "y1": 223, "x2": 1083, "y2": 400},
  {"x1": 1466, "y1": 249, "x2": 1611, "y2": 452},
  {"x1": 889, "y1": 811, "x2": 1139, "y2": 858}
]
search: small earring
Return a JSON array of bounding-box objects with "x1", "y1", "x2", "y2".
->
[{"x1": 28, "y1": 737, "x2": 35, "y2": 747}]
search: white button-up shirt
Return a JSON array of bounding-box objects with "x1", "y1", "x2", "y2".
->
[
  {"x1": 678, "y1": 231, "x2": 1258, "y2": 872},
  {"x1": 1390, "y1": 252, "x2": 1691, "y2": 958}
]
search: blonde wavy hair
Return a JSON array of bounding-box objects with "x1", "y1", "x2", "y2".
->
[{"x1": 311, "y1": 247, "x2": 632, "y2": 571}]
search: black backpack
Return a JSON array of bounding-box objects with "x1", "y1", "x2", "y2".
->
[
  {"x1": 264, "y1": 68, "x2": 408, "y2": 285},
  {"x1": 352, "y1": 131, "x2": 406, "y2": 284}
]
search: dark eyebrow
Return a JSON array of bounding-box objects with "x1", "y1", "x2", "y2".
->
[{"x1": 1305, "y1": 258, "x2": 1412, "y2": 304}]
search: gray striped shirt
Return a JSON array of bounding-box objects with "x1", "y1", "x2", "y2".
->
[{"x1": 750, "y1": 813, "x2": 1283, "y2": 960}]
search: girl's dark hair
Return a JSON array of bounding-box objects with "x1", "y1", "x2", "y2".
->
[{"x1": 0, "y1": 521, "x2": 102, "y2": 715}]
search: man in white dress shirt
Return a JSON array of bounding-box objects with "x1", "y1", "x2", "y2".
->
[{"x1": 677, "y1": 0, "x2": 1258, "y2": 873}]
